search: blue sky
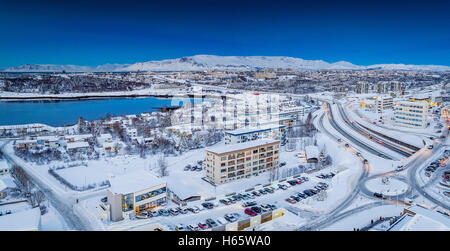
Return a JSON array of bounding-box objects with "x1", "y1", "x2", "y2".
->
[{"x1": 1, "y1": 0, "x2": 449, "y2": 68}]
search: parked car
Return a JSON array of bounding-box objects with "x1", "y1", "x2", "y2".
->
[
  {"x1": 206, "y1": 218, "x2": 218, "y2": 228},
  {"x1": 303, "y1": 190, "x2": 313, "y2": 196},
  {"x1": 242, "y1": 201, "x2": 257, "y2": 207},
  {"x1": 158, "y1": 209, "x2": 169, "y2": 216},
  {"x1": 188, "y1": 224, "x2": 199, "y2": 231},
  {"x1": 252, "y1": 191, "x2": 261, "y2": 196},
  {"x1": 278, "y1": 184, "x2": 288, "y2": 190},
  {"x1": 100, "y1": 197, "x2": 107, "y2": 203},
  {"x1": 169, "y1": 208, "x2": 179, "y2": 216},
  {"x1": 224, "y1": 213, "x2": 240, "y2": 222},
  {"x1": 198, "y1": 222, "x2": 208, "y2": 230},
  {"x1": 202, "y1": 202, "x2": 214, "y2": 209},
  {"x1": 251, "y1": 206, "x2": 262, "y2": 214},
  {"x1": 258, "y1": 189, "x2": 267, "y2": 195},
  {"x1": 244, "y1": 208, "x2": 258, "y2": 216},
  {"x1": 175, "y1": 224, "x2": 187, "y2": 231},
  {"x1": 150, "y1": 210, "x2": 159, "y2": 217},
  {"x1": 285, "y1": 198, "x2": 296, "y2": 204},
  {"x1": 280, "y1": 162, "x2": 287, "y2": 167},
  {"x1": 373, "y1": 192, "x2": 385, "y2": 199},
  {"x1": 216, "y1": 217, "x2": 228, "y2": 225},
  {"x1": 428, "y1": 145, "x2": 434, "y2": 150},
  {"x1": 177, "y1": 207, "x2": 188, "y2": 214},
  {"x1": 136, "y1": 211, "x2": 149, "y2": 219}
]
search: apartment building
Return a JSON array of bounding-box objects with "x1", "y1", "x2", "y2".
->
[
  {"x1": 107, "y1": 170, "x2": 167, "y2": 221},
  {"x1": 356, "y1": 81, "x2": 369, "y2": 94},
  {"x1": 224, "y1": 125, "x2": 286, "y2": 145},
  {"x1": 377, "y1": 81, "x2": 389, "y2": 94},
  {"x1": 374, "y1": 96, "x2": 393, "y2": 113},
  {"x1": 205, "y1": 139, "x2": 280, "y2": 185},
  {"x1": 394, "y1": 101, "x2": 428, "y2": 129}
]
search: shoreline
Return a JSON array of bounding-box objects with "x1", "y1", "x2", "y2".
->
[{"x1": 0, "y1": 92, "x2": 228, "y2": 102}]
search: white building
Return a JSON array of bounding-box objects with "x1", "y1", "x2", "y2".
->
[
  {"x1": 394, "y1": 101, "x2": 428, "y2": 129},
  {"x1": 374, "y1": 96, "x2": 393, "y2": 113},
  {"x1": 224, "y1": 125, "x2": 286, "y2": 145},
  {"x1": 387, "y1": 205, "x2": 450, "y2": 231},
  {"x1": 0, "y1": 207, "x2": 41, "y2": 231},
  {"x1": 0, "y1": 160, "x2": 11, "y2": 176},
  {"x1": 107, "y1": 170, "x2": 167, "y2": 221}
]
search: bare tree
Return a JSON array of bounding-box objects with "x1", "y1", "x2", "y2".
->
[{"x1": 157, "y1": 155, "x2": 169, "y2": 177}]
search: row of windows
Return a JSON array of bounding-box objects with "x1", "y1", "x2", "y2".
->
[
  {"x1": 395, "y1": 116, "x2": 424, "y2": 122},
  {"x1": 395, "y1": 112, "x2": 425, "y2": 118},
  {"x1": 135, "y1": 187, "x2": 167, "y2": 203}
]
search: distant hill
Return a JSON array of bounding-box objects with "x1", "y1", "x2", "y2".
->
[{"x1": 4, "y1": 55, "x2": 450, "y2": 72}]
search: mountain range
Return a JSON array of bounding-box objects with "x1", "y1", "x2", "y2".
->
[{"x1": 4, "y1": 55, "x2": 450, "y2": 72}]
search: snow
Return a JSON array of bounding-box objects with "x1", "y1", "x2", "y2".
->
[
  {"x1": 206, "y1": 139, "x2": 279, "y2": 155},
  {"x1": 365, "y1": 177, "x2": 408, "y2": 196},
  {"x1": 0, "y1": 175, "x2": 17, "y2": 191},
  {"x1": 5, "y1": 55, "x2": 450, "y2": 72},
  {"x1": 0, "y1": 207, "x2": 41, "y2": 231},
  {"x1": 66, "y1": 141, "x2": 89, "y2": 149},
  {"x1": 109, "y1": 170, "x2": 165, "y2": 194},
  {"x1": 388, "y1": 205, "x2": 450, "y2": 231},
  {"x1": 304, "y1": 145, "x2": 319, "y2": 159},
  {"x1": 324, "y1": 205, "x2": 404, "y2": 231}
]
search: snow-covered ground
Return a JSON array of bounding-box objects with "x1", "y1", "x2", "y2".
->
[
  {"x1": 365, "y1": 177, "x2": 408, "y2": 196},
  {"x1": 323, "y1": 204, "x2": 405, "y2": 231}
]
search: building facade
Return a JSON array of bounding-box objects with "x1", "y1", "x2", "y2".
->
[
  {"x1": 205, "y1": 140, "x2": 280, "y2": 185},
  {"x1": 224, "y1": 126, "x2": 286, "y2": 145},
  {"x1": 394, "y1": 101, "x2": 428, "y2": 129},
  {"x1": 374, "y1": 96, "x2": 393, "y2": 113},
  {"x1": 107, "y1": 170, "x2": 167, "y2": 222}
]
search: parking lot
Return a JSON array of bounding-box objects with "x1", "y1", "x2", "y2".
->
[{"x1": 129, "y1": 174, "x2": 330, "y2": 231}]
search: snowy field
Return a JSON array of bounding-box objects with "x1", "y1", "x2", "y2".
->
[
  {"x1": 323, "y1": 204, "x2": 405, "y2": 231},
  {"x1": 365, "y1": 177, "x2": 408, "y2": 196}
]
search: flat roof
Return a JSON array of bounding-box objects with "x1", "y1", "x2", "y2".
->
[
  {"x1": 0, "y1": 207, "x2": 41, "y2": 231},
  {"x1": 388, "y1": 205, "x2": 450, "y2": 231},
  {"x1": 66, "y1": 141, "x2": 89, "y2": 149},
  {"x1": 206, "y1": 139, "x2": 280, "y2": 155},
  {"x1": 305, "y1": 145, "x2": 320, "y2": 159},
  {"x1": 109, "y1": 170, "x2": 166, "y2": 195},
  {"x1": 225, "y1": 125, "x2": 285, "y2": 136}
]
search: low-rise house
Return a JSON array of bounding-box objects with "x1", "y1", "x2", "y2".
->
[
  {"x1": 15, "y1": 139, "x2": 38, "y2": 149},
  {"x1": 0, "y1": 207, "x2": 41, "y2": 231},
  {"x1": 0, "y1": 175, "x2": 18, "y2": 199},
  {"x1": 66, "y1": 141, "x2": 90, "y2": 154},
  {"x1": 107, "y1": 170, "x2": 167, "y2": 222},
  {"x1": 126, "y1": 128, "x2": 138, "y2": 139},
  {"x1": 305, "y1": 145, "x2": 319, "y2": 163},
  {"x1": 36, "y1": 136, "x2": 62, "y2": 148},
  {"x1": 64, "y1": 134, "x2": 93, "y2": 143},
  {"x1": 0, "y1": 160, "x2": 11, "y2": 176},
  {"x1": 387, "y1": 205, "x2": 450, "y2": 231},
  {"x1": 97, "y1": 133, "x2": 113, "y2": 145},
  {"x1": 102, "y1": 141, "x2": 124, "y2": 153}
]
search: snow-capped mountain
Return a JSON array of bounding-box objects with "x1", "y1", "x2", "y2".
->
[
  {"x1": 3, "y1": 63, "x2": 128, "y2": 72},
  {"x1": 3, "y1": 55, "x2": 450, "y2": 72}
]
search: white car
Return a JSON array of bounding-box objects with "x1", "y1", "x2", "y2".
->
[
  {"x1": 175, "y1": 224, "x2": 187, "y2": 231},
  {"x1": 188, "y1": 224, "x2": 199, "y2": 231},
  {"x1": 216, "y1": 217, "x2": 228, "y2": 225}
]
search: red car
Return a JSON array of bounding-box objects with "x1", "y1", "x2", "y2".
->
[
  {"x1": 198, "y1": 223, "x2": 208, "y2": 230},
  {"x1": 295, "y1": 180, "x2": 302, "y2": 184},
  {"x1": 244, "y1": 208, "x2": 258, "y2": 216},
  {"x1": 285, "y1": 198, "x2": 296, "y2": 204}
]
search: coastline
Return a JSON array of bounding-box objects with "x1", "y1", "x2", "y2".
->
[{"x1": 0, "y1": 90, "x2": 227, "y2": 102}]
